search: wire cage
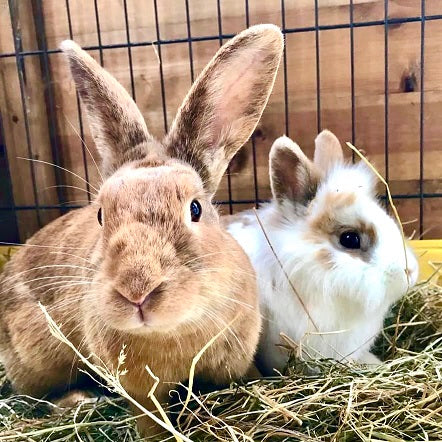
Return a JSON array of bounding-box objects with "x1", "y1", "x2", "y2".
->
[{"x1": 1, "y1": 0, "x2": 442, "y2": 244}]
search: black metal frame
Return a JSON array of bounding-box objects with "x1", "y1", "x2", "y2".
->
[{"x1": 0, "y1": 1, "x2": 440, "y2": 241}]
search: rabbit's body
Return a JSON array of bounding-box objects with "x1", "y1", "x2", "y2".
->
[
  {"x1": 0, "y1": 25, "x2": 283, "y2": 436},
  {"x1": 0, "y1": 207, "x2": 97, "y2": 397},
  {"x1": 228, "y1": 202, "x2": 390, "y2": 371},
  {"x1": 1, "y1": 201, "x2": 256, "y2": 398},
  {"x1": 227, "y1": 131, "x2": 419, "y2": 375}
]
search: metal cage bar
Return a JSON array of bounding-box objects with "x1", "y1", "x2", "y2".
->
[
  {"x1": 123, "y1": 0, "x2": 137, "y2": 101},
  {"x1": 314, "y1": 0, "x2": 321, "y2": 133},
  {"x1": 384, "y1": 0, "x2": 390, "y2": 193},
  {"x1": 419, "y1": 0, "x2": 426, "y2": 238},
  {"x1": 2, "y1": 14, "x2": 442, "y2": 60},
  {"x1": 153, "y1": 0, "x2": 168, "y2": 133},
  {"x1": 349, "y1": 0, "x2": 356, "y2": 163},
  {"x1": 244, "y1": 0, "x2": 260, "y2": 209},
  {"x1": 281, "y1": 0, "x2": 289, "y2": 137},
  {"x1": 0, "y1": 1, "x2": 441, "y2": 243},
  {"x1": 7, "y1": 0, "x2": 42, "y2": 227},
  {"x1": 216, "y1": 0, "x2": 234, "y2": 215},
  {"x1": 65, "y1": 0, "x2": 91, "y2": 203},
  {"x1": 184, "y1": 0, "x2": 195, "y2": 84},
  {"x1": 32, "y1": 0, "x2": 67, "y2": 211}
]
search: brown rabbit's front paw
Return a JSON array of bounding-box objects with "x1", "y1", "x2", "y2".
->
[
  {"x1": 136, "y1": 416, "x2": 166, "y2": 440},
  {"x1": 130, "y1": 404, "x2": 169, "y2": 440},
  {"x1": 54, "y1": 390, "x2": 96, "y2": 409}
]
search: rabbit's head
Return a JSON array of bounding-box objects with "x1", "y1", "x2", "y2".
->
[
  {"x1": 61, "y1": 25, "x2": 283, "y2": 333},
  {"x1": 267, "y1": 130, "x2": 418, "y2": 312}
]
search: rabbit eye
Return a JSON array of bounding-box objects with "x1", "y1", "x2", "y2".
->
[
  {"x1": 190, "y1": 200, "x2": 202, "y2": 222},
  {"x1": 97, "y1": 208, "x2": 102, "y2": 226},
  {"x1": 340, "y1": 231, "x2": 360, "y2": 249}
]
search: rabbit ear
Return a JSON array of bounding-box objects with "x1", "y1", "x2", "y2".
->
[
  {"x1": 313, "y1": 130, "x2": 344, "y2": 174},
  {"x1": 270, "y1": 136, "x2": 320, "y2": 206},
  {"x1": 60, "y1": 40, "x2": 153, "y2": 177},
  {"x1": 164, "y1": 24, "x2": 283, "y2": 195}
]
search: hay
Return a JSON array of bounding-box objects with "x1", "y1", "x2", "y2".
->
[{"x1": 0, "y1": 280, "x2": 441, "y2": 441}]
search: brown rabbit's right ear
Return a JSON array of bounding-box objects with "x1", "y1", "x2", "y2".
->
[
  {"x1": 60, "y1": 40, "x2": 153, "y2": 178},
  {"x1": 313, "y1": 129, "x2": 344, "y2": 174},
  {"x1": 270, "y1": 136, "x2": 320, "y2": 206},
  {"x1": 165, "y1": 24, "x2": 283, "y2": 195}
]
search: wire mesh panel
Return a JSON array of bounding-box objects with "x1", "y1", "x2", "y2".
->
[{"x1": 0, "y1": 0, "x2": 442, "y2": 243}]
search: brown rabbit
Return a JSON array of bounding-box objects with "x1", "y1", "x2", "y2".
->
[{"x1": 0, "y1": 25, "x2": 283, "y2": 436}]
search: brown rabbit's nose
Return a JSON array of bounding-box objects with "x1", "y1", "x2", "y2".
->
[{"x1": 114, "y1": 283, "x2": 164, "y2": 307}]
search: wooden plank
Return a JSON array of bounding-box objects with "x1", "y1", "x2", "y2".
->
[
  {"x1": 0, "y1": 55, "x2": 40, "y2": 240},
  {"x1": 0, "y1": 0, "x2": 441, "y2": 239},
  {"x1": 0, "y1": 0, "x2": 59, "y2": 241},
  {"x1": 0, "y1": 0, "x2": 40, "y2": 241}
]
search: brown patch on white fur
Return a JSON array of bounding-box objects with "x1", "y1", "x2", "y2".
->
[
  {"x1": 310, "y1": 206, "x2": 376, "y2": 244},
  {"x1": 307, "y1": 206, "x2": 377, "y2": 261},
  {"x1": 301, "y1": 187, "x2": 377, "y2": 262},
  {"x1": 269, "y1": 133, "x2": 376, "y2": 263},
  {"x1": 270, "y1": 136, "x2": 320, "y2": 206},
  {"x1": 0, "y1": 25, "x2": 284, "y2": 437},
  {"x1": 315, "y1": 248, "x2": 334, "y2": 270},
  {"x1": 323, "y1": 191, "x2": 357, "y2": 210}
]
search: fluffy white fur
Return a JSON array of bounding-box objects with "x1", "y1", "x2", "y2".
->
[{"x1": 227, "y1": 131, "x2": 419, "y2": 375}]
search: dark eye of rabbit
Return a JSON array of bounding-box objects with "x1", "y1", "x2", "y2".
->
[
  {"x1": 97, "y1": 208, "x2": 102, "y2": 226},
  {"x1": 340, "y1": 231, "x2": 360, "y2": 249},
  {"x1": 190, "y1": 200, "x2": 202, "y2": 222}
]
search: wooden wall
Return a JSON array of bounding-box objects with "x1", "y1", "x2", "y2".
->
[{"x1": 1, "y1": 0, "x2": 442, "y2": 241}]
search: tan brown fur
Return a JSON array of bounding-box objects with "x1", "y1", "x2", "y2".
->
[
  {"x1": 0, "y1": 25, "x2": 283, "y2": 437},
  {"x1": 166, "y1": 25, "x2": 283, "y2": 195},
  {"x1": 323, "y1": 191, "x2": 357, "y2": 210},
  {"x1": 310, "y1": 208, "x2": 377, "y2": 250}
]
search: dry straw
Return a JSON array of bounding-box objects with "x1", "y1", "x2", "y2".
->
[
  {"x1": 0, "y1": 145, "x2": 441, "y2": 441},
  {"x1": 0, "y1": 283, "x2": 440, "y2": 440}
]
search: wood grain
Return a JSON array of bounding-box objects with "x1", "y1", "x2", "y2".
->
[
  {"x1": 0, "y1": 0, "x2": 441, "y2": 240},
  {"x1": 0, "y1": 0, "x2": 59, "y2": 239}
]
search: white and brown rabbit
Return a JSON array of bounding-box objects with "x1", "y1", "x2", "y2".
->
[
  {"x1": 0, "y1": 25, "x2": 283, "y2": 435},
  {"x1": 227, "y1": 130, "x2": 419, "y2": 375}
]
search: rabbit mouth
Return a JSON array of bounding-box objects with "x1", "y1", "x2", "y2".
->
[
  {"x1": 133, "y1": 305, "x2": 156, "y2": 329},
  {"x1": 116, "y1": 306, "x2": 153, "y2": 331},
  {"x1": 137, "y1": 305, "x2": 146, "y2": 323}
]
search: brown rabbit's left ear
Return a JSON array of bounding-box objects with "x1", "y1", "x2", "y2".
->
[
  {"x1": 270, "y1": 136, "x2": 320, "y2": 206},
  {"x1": 60, "y1": 40, "x2": 153, "y2": 177},
  {"x1": 164, "y1": 24, "x2": 283, "y2": 195},
  {"x1": 313, "y1": 129, "x2": 344, "y2": 174}
]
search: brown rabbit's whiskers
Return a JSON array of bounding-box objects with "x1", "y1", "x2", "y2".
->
[
  {"x1": 27, "y1": 279, "x2": 96, "y2": 296},
  {"x1": 39, "y1": 184, "x2": 97, "y2": 199},
  {"x1": 0, "y1": 275, "x2": 97, "y2": 300},
  {"x1": 212, "y1": 293, "x2": 255, "y2": 311},
  {"x1": 63, "y1": 112, "x2": 104, "y2": 185},
  {"x1": 200, "y1": 307, "x2": 246, "y2": 354},
  {"x1": 58, "y1": 199, "x2": 93, "y2": 206},
  {"x1": 0, "y1": 264, "x2": 96, "y2": 290},
  {"x1": 17, "y1": 157, "x2": 100, "y2": 193},
  {"x1": 181, "y1": 251, "x2": 240, "y2": 268},
  {"x1": 0, "y1": 241, "x2": 89, "y2": 250},
  {"x1": 47, "y1": 251, "x2": 97, "y2": 267}
]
